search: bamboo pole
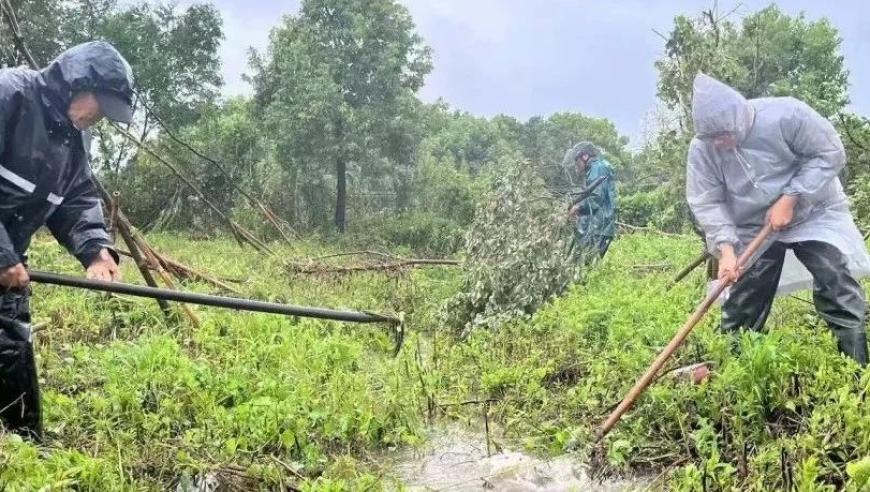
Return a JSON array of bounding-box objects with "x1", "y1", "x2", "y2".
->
[
  {"x1": 596, "y1": 225, "x2": 773, "y2": 441},
  {"x1": 110, "y1": 124, "x2": 275, "y2": 256},
  {"x1": 93, "y1": 160, "x2": 184, "y2": 322},
  {"x1": 0, "y1": 0, "x2": 37, "y2": 68},
  {"x1": 116, "y1": 249, "x2": 242, "y2": 294},
  {"x1": 97, "y1": 186, "x2": 200, "y2": 326},
  {"x1": 154, "y1": 254, "x2": 242, "y2": 294},
  {"x1": 135, "y1": 95, "x2": 297, "y2": 243},
  {"x1": 671, "y1": 251, "x2": 710, "y2": 286},
  {"x1": 136, "y1": 238, "x2": 201, "y2": 328},
  {"x1": 287, "y1": 258, "x2": 461, "y2": 275}
]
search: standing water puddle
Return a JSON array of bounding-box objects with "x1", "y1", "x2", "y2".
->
[{"x1": 389, "y1": 426, "x2": 651, "y2": 491}]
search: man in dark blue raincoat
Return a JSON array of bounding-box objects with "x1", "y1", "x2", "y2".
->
[{"x1": 0, "y1": 41, "x2": 133, "y2": 438}]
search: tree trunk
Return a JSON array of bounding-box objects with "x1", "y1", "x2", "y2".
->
[
  {"x1": 334, "y1": 159, "x2": 347, "y2": 233},
  {"x1": 394, "y1": 176, "x2": 409, "y2": 212},
  {"x1": 287, "y1": 167, "x2": 298, "y2": 226}
]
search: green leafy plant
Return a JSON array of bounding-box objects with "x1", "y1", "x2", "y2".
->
[{"x1": 440, "y1": 160, "x2": 579, "y2": 336}]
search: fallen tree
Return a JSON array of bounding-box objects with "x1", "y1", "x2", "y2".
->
[{"x1": 441, "y1": 160, "x2": 580, "y2": 337}]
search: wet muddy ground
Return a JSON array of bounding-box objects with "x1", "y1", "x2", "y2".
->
[{"x1": 389, "y1": 426, "x2": 652, "y2": 491}]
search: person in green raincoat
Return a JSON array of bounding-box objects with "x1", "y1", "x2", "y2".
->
[{"x1": 564, "y1": 142, "x2": 617, "y2": 259}]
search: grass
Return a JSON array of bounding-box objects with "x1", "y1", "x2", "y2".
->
[
  {"x1": 430, "y1": 233, "x2": 870, "y2": 491},
  {"x1": 8, "y1": 232, "x2": 447, "y2": 490},
  {"x1": 1, "y1": 231, "x2": 868, "y2": 490}
]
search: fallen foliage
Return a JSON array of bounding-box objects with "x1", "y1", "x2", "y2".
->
[{"x1": 441, "y1": 161, "x2": 580, "y2": 336}]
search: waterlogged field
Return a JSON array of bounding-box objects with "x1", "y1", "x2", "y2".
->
[{"x1": 0, "y1": 232, "x2": 868, "y2": 490}]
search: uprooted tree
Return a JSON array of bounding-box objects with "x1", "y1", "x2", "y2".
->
[{"x1": 441, "y1": 160, "x2": 581, "y2": 337}]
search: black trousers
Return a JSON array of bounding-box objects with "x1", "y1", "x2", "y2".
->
[
  {"x1": 722, "y1": 241, "x2": 869, "y2": 366},
  {"x1": 0, "y1": 288, "x2": 41, "y2": 439}
]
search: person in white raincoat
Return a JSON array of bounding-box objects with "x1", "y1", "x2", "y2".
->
[{"x1": 686, "y1": 73, "x2": 870, "y2": 366}]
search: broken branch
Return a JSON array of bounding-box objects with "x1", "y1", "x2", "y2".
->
[{"x1": 287, "y1": 258, "x2": 461, "y2": 275}]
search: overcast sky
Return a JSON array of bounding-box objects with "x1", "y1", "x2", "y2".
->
[{"x1": 180, "y1": 0, "x2": 870, "y2": 145}]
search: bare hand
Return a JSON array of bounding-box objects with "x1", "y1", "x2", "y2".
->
[
  {"x1": 0, "y1": 263, "x2": 29, "y2": 290},
  {"x1": 86, "y1": 248, "x2": 120, "y2": 282},
  {"x1": 768, "y1": 195, "x2": 799, "y2": 231},
  {"x1": 568, "y1": 204, "x2": 581, "y2": 220},
  {"x1": 718, "y1": 245, "x2": 740, "y2": 283}
]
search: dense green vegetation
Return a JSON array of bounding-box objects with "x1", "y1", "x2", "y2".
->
[
  {"x1": 5, "y1": 233, "x2": 441, "y2": 490},
  {"x1": 3, "y1": 232, "x2": 868, "y2": 490},
  {"x1": 437, "y1": 234, "x2": 870, "y2": 491}
]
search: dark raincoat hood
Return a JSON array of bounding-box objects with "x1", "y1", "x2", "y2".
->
[
  {"x1": 0, "y1": 41, "x2": 125, "y2": 270},
  {"x1": 38, "y1": 41, "x2": 134, "y2": 122}
]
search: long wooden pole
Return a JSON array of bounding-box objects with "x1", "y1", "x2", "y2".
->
[{"x1": 596, "y1": 225, "x2": 773, "y2": 441}]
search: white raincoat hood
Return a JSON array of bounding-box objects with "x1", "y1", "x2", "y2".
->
[{"x1": 692, "y1": 74, "x2": 754, "y2": 142}]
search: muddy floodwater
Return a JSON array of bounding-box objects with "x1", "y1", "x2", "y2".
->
[
  {"x1": 388, "y1": 426, "x2": 652, "y2": 491},
  {"x1": 177, "y1": 425, "x2": 654, "y2": 491}
]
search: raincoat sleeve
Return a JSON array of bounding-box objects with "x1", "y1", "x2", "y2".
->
[
  {"x1": 781, "y1": 100, "x2": 846, "y2": 201},
  {"x1": 46, "y1": 169, "x2": 116, "y2": 269},
  {"x1": 580, "y1": 163, "x2": 611, "y2": 218},
  {"x1": 686, "y1": 139, "x2": 739, "y2": 255},
  {"x1": 0, "y1": 87, "x2": 22, "y2": 268}
]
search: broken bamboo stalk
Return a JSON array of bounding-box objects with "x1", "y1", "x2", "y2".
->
[
  {"x1": 108, "y1": 191, "x2": 121, "y2": 238},
  {"x1": 116, "y1": 249, "x2": 240, "y2": 294},
  {"x1": 109, "y1": 124, "x2": 275, "y2": 256},
  {"x1": 154, "y1": 253, "x2": 242, "y2": 294},
  {"x1": 309, "y1": 250, "x2": 400, "y2": 262},
  {"x1": 140, "y1": 242, "x2": 201, "y2": 328},
  {"x1": 123, "y1": 225, "x2": 201, "y2": 327},
  {"x1": 139, "y1": 91, "x2": 295, "y2": 243},
  {"x1": 671, "y1": 251, "x2": 711, "y2": 286},
  {"x1": 121, "y1": 211, "x2": 200, "y2": 326},
  {"x1": 94, "y1": 180, "x2": 172, "y2": 317},
  {"x1": 99, "y1": 186, "x2": 200, "y2": 326},
  {"x1": 135, "y1": 93, "x2": 297, "y2": 244},
  {"x1": 0, "y1": 0, "x2": 37, "y2": 68},
  {"x1": 287, "y1": 258, "x2": 461, "y2": 275}
]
